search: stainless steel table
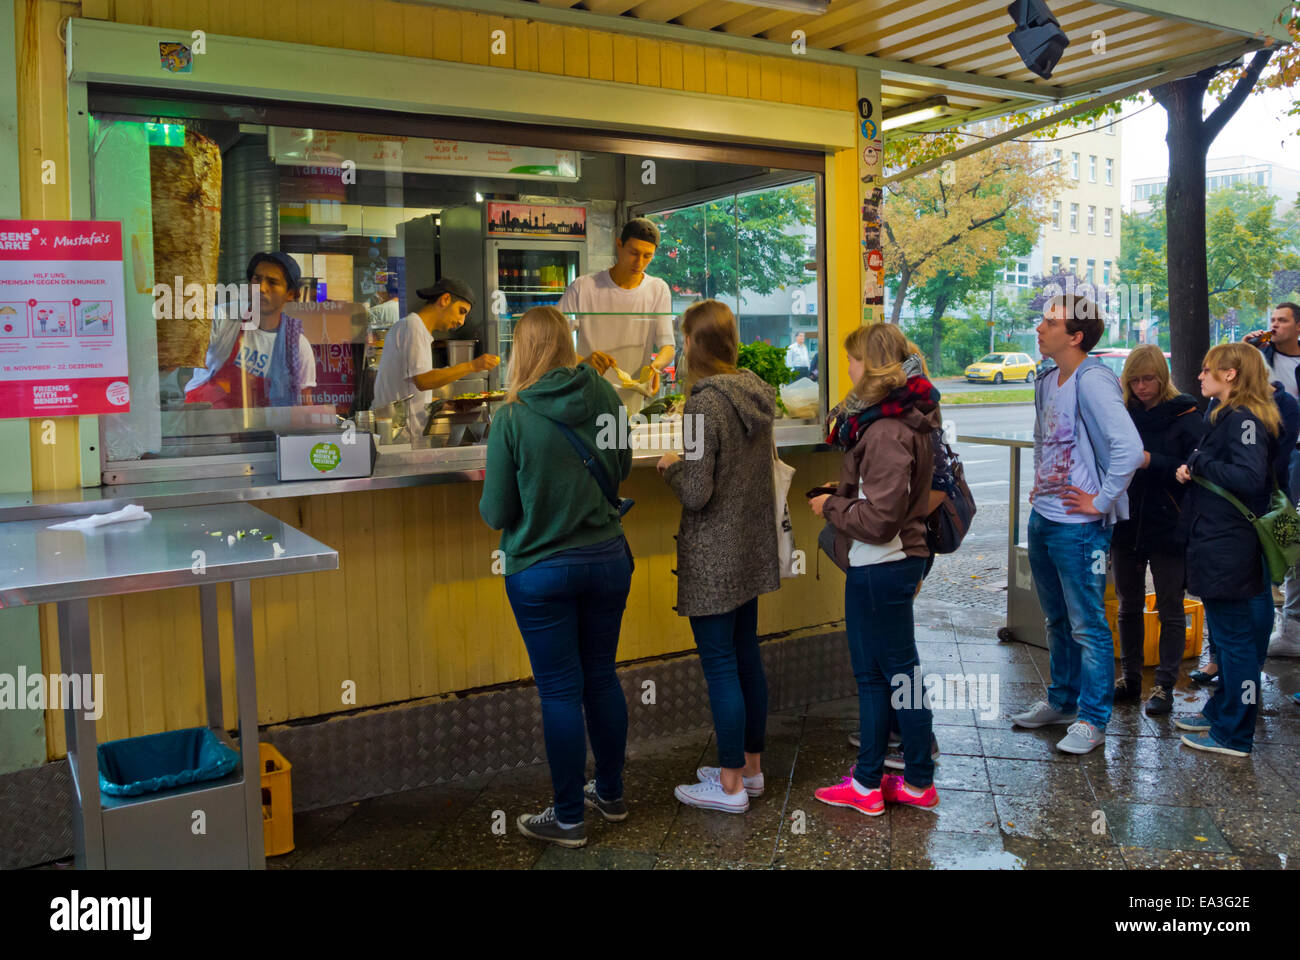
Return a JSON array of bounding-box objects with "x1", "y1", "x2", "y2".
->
[{"x1": 0, "y1": 503, "x2": 338, "y2": 869}]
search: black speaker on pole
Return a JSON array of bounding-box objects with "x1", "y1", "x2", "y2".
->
[{"x1": 1006, "y1": 0, "x2": 1070, "y2": 79}]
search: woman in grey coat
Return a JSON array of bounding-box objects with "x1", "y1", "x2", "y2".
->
[{"x1": 658, "y1": 300, "x2": 781, "y2": 814}]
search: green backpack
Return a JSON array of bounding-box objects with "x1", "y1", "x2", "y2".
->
[{"x1": 1192, "y1": 476, "x2": 1300, "y2": 584}]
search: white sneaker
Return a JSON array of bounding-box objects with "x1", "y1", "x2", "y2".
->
[
  {"x1": 674, "y1": 778, "x2": 750, "y2": 814},
  {"x1": 1267, "y1": 624, "x2": 1300, "y2": 657},
  {"x1": 696, "y1": 766, "x2": 765, "y2": 797}
]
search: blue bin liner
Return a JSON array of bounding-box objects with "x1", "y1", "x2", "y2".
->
[{"x1": 98, "y1": 726, "x2": 239, "y2": 797}]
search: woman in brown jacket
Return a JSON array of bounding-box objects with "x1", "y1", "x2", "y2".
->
[{"x1": 809, "y1": 323, "x2": 941, "y2": 816}]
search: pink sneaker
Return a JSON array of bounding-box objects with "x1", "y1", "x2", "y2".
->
[
  {"x1": 881, "y1": 774, "x2": 940, "y2": 810},
  {"x1": 814, "y1": 776, "x2": 884, "y2": 817}
]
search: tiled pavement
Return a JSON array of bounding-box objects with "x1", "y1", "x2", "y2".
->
[{"x1": 269, "y1": 597, "x2": 1300, "y2": 870}]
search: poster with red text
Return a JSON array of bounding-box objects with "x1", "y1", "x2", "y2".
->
[{"x1": 0, "y1": 220, "x2": 129, "y2": 417}]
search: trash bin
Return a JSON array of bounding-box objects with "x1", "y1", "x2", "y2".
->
[{"x1": 98, "y1": 726, "x2": 239, "y2": 797}]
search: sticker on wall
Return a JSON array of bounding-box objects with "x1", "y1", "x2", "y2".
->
[
  {"x1": 159, "y1": 42, "x2": 193, "y2": 73},
  {"x1": 861, "y1": 145, "x2": 880, "y2": 167},
  {"x1": 1016, "y1": 551, "x2": 1033, "y2": 591},
  {"x1": 866, "y1": 250, "x2": 884, "y2": 272}
]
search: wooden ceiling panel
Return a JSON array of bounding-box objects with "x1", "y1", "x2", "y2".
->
[{"x1": 674, "y1": 1, "x2": 759, "y2": 31}]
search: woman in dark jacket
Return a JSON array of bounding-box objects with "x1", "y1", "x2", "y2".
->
[
  {"x1": 1174, "y1": 343, "x2": 1279, "y2": 757},
  {"x1": 658, "y1": 300, "x2": 781, "y2": 815},
  {"x1": 1112, "y1": 346, "x2": 1202, "y2": 715}
]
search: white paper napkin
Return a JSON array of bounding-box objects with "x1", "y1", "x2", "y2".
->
[{"x1": 47, "y1": 504, "x2": 152, "y2": 532}]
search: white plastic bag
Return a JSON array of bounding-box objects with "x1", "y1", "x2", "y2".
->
[
  {"x1": 772, "y1": 437, "x2": 797, "y2": 578},
  {"x1": 780, "y1": 377, "x2": 819, "y2": 419}
]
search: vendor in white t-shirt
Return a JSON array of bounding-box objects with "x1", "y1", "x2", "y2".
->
[
  {"x1": 558, "y1": 218, "x2": 675, "y2": 407},
  {"x1": 370, "y1": 277, "x2": 500, "y2": 439},
  {"x1": 185, "y1": 251, "x2": 317, "y2": 409}
]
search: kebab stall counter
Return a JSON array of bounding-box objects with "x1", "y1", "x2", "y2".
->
[{"x1": 18, "y1": 97, "x2": 847, "y2": 772}]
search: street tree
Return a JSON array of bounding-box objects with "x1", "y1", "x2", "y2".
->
[
  {"x1": 882, "y1": 139, "x2": 1064, "y2": 371},
  {"x1": 651, "y1": 183, "x2": 815, "y2": 302}
]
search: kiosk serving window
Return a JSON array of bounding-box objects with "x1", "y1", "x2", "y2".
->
[{"x1": 86, "y1": 99, "x2": 827, "y2": 479}]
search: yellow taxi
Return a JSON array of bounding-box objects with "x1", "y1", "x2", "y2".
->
[{"x1": 964, "y1": 352, "x2": 1037, "y2": 384}]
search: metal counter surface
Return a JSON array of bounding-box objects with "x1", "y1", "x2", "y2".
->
[
  {"x1": 0, "y1": 423, "x2": 830, "y2": 523},
  {"x1": 0, "y1": 503, "x2": 339, "y2": 606}
]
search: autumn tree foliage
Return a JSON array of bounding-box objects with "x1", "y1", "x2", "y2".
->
[{"x1": 882, "y1": 138, "x2": 1065, "y2": 371}]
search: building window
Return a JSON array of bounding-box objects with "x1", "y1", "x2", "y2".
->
[
  {"x1": 1053, "y1": 148, "x2": 1062, "y2": 167},
  {"x1": 1051, "y1": 255, "x2": 1062, "y2": 274},
  {"x1": 1070, "y1": 203, "x2": 1079, "y2": 231},
  {"x1": 1103, "y1": 260, "x2": 1112, "y2": 285},
  {"x1": 1104, "y1": 207, "x2": 1112, "y2": 236},
  {"x1": 1106, "y1": 122, "x2": 1116, "y2": 136},
  {"x1": 1069, "y1": 257, "x2": 1079, "y2": 276},
  {"x1": 1003, "y1": 260, "x2": 1031, "y2": 287},
  {"x1": 1087, "y1": 205, "x2": 1096, "y2": 234},
  {"x1": 1070, "y1": 152, "x2": 1080, "y2": 179},
  {"x1": 1258, "y1": 170, "x2": 1268, "y2": 186},
  {"x1": 1052, "y1": 200, "x2": 1061, "y2": 229},
  {"x1": 1105, "y1": 158, "x2": 1114, "y2": 185},
  {"x1": 1086, "y1": 258, "x2": 1096, "y2": 283},
  {"x1": 1088, "y1": 155, "x2": 1097, "y2": 182}
]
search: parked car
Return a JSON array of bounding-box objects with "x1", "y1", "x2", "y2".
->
[
  {"x1": 1088, "y1": 347, "x2": 1171, "y2": 378},
  {"x1": 1036, "y1": 356, "x2": 1056, "y2": 378},
  {"x1": 964, "y1": 352, "x2": 1037, "y2": 383}
]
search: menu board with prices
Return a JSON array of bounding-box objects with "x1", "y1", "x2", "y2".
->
[{"x1": 0, "y1": 219, "x2": 130, "y2": 417}]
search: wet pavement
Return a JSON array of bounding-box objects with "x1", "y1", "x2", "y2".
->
[{"x1": 268, "y1": 598, "x2": 1300, "y2": 870}]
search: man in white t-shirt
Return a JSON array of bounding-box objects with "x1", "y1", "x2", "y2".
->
[
  {"x1": 558, "y1": 218, "x2": 675, "y2": 406},
  {"x1": 1245, "y1": 302, "x2": 1300, "y2": 655},
  {"x1": 185, "y1": 251, "x2": 317, "y2": 409},
  {"x1": 371, "y1": 277, "x2": 500, "y2": 439},
  {"x1": 786, "y1": 332, "x2": 810, "y2": 377}
]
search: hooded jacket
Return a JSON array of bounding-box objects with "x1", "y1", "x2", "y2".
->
[
  {"x1": 664, "y1": 370, "x2": 781, "y2": 617},
  {"x1": 822, "y1": 401, "x2": 941, "y2": 569},
  {"x1": 479, "y1": 363, "x2": 631, "y2": 574},
  {"x1": 1111, "y1": 393, "x2": 1202, "y2": 553}
]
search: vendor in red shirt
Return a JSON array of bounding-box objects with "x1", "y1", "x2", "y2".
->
[{"x1": 185, "y1": 251, "x2": 317, "y2": 408}]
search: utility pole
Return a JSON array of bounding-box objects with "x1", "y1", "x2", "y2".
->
[{"x1": 988, "y1": 274, "x2": 997, "y2": 353}]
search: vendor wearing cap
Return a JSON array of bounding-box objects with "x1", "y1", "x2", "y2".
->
[
  {"x1": 185, "y1": 251, "x2": 317, "y2": 408},
  {"x1": 370, "y1": 277, "x2": 500, "y2": 438},
  {"x1": 559, "y1": 218, "x2": 675, "y2": 406}
]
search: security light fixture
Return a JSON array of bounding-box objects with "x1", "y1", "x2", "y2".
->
[
  {"x1": 1006, "y1": 0, "x2": 1070, "y2": 80},
  {"x1": 881, "y1": 96, "x2": 949, "y2": 131},
  {"x1": 741, "y1": 0, "x2": 830, "y2": 14}
]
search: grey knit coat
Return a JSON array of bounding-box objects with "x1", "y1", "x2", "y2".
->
[{"x1": 663, "y1": 370, "x2": 782, "y2": 617}]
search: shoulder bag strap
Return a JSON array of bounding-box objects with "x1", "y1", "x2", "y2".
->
[
  {"x1": 1192, "y1": 474, "x2": 1258, "y2": 521},
  {"x1": 519, "y1": 399, "x2": 623, "y2": 513}
]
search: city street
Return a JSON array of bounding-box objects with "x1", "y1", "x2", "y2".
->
[{"x1": 937, "y1": 376, "x2": 1040, "y2": 395}]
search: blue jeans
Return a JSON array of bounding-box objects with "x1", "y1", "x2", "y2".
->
[
  {"x1": 1201, "y1": 587, "x2": 1273, "y2": 752},
  {"x1": 504, "y1": 537, "x2": 633, "y2": 823},
  {"x1": 1282, "y1": 448, "x2": 1300, "y2": 625},
  {"x1": 844, "y1": 556, "x2": 931, "y2": 790},
  {"x1": 690, "y1": 596, "x2": 767, "y2": 769},
  {"x1": 1028, "y1": 511, "x2": 1114, "y2": 728}
]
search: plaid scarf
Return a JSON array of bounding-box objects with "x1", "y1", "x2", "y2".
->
[{"x1": 826, "y1": 356, "x2": 940, "y2": 450}]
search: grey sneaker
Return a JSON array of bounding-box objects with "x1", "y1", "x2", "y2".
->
[
  {"x1": 516, "y1": 806, "x2": 586, "y2": 848},
  {"x1": 1010, "y1": 700, "x2": 1077, "y2": 729},
  {"x1": 583, "y1": 781, "x2": 628, "y2": 822},
  {"x1": 1056, "y1": 720, "x2": 1105, "y2": 754},
  {"x1": 849, "y1": 731, "x2": 904, "y2": 749},
  {"x1": 884, "y1": 734, "x2": 941, "y2": 770},
  {"x1": 1267, "y1": 627, "x2": 1300, "y2": 657}
]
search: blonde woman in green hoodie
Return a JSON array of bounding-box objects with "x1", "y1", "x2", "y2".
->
[{"x1": 480, "y1": 306, "x2": 634, "y2": 850}]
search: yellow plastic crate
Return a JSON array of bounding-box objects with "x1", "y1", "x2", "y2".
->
[
  {"x1": 260, "y1": 742, "x2": 294, "y2": 857},
  {"x1": 1105, "y1": 594, "x2": 1204, "y2": 665}
]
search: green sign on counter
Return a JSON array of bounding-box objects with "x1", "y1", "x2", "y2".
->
[{"x1": 310, "y1": 442, "x2": 341, "y2": 473}]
